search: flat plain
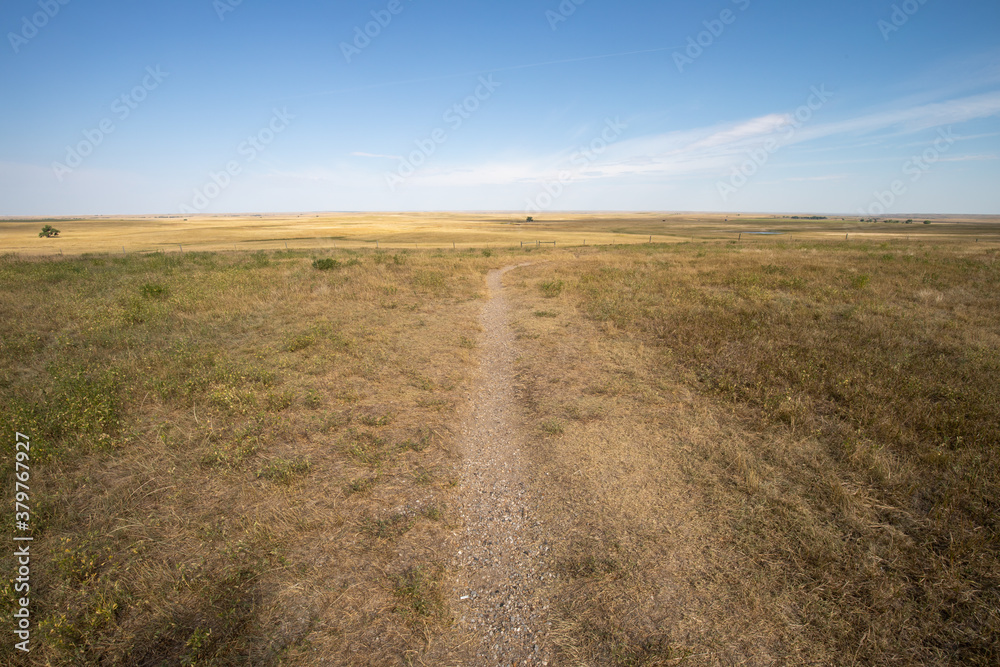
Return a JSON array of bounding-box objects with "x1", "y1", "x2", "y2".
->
[
  {"x1": 4, "y1": 211, "x2": 1000, "y2": 255},
  {"x1": 1, "y1": 212, "x2": 998, "y2": 665}
]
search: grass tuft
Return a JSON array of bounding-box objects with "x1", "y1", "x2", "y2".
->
[
  {"x1": 539, "y1": 279, "x2": 565, "y2": 297},
  {"x1": 345, "y1": 476, "x2": 378, "y2": 495},
  {"x1": 392, "y1": 566, "x2": 445, "y2": 620},
  {"x1": 256, "y1": 457, "x2": 312, "y2": 483},
  {"x1": 364, "y1": 513, "x2": 414, "y2": 540},
  {"x1": 541, "y1": 419, "x2": 565, "y2": 436},
  {"x1": 140, "y1": 283, "x2": 168, "y2": 299}
]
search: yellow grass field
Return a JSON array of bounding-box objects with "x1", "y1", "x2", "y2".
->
[{"x1": 3, "y1": 211, "x2": 1000, "y2": 256}]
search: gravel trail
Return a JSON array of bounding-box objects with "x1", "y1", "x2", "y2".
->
[{"x1": 439, "y1": 264, "x2": 553, "y2": 666}]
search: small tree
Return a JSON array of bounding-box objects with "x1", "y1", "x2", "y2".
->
[{"x1": 38, "y1": 225, "x2": 60, "y2": 238}]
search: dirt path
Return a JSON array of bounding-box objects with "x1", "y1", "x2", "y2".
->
[{"x1": 432, "y1": 264, "x2": 553, "y2": 666}]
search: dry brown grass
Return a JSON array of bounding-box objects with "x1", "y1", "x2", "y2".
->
[
  {"x1": 2, "y1": 230, "x2": 999, "y2": 665},
  {"x1": 506, "y1": 238, "x2": 1000, "y2": 665},
  {"x1": 0, "y1": 247, "x2": 510, "y2": 664}
]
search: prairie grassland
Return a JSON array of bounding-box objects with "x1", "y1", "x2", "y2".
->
[
  {"x1": 1, "y1": 234, "x2": 998, "y2": 666},
  {"x1": 3, "y1": 211, "x2": 998, "y2": 256},
  {"x1": 0, "y1": 247, "x2": 505, "y2": 664},
  {"x1": 507, "y1": 239, "x2": 999, "y2": 665}
]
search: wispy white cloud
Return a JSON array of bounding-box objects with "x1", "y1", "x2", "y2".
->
[
  {"x1": 785, "y1": 174, "x2": 851, "y2": 182},
  {"x1": 18, "y1": 86, "x2": 995, "y2": 215},
  {"x1": 936, "y1": 154, "x2": 998, "y2": 162},
  {"x1": 350, "y1": 151, "x2": 403, "y2": 160},
  {"x1": 384, "y1": 89, "x2": 1000, "y2": 188},
  {"x1": 684, "y1": 114, "x2": 791, "y2": 151},
  {"x1": 796, "y1": 91, "x2": 1000, "y2": 142}
]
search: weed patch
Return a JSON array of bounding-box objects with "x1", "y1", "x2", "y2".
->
[
  {"x1": 539, "y1": 280, "x2": 565, "y2": 297},
  {"x1": 256, "y1": 457, "x2": 311, "y2": 483},
  {"x1": 392, "y1": 566, "x2": 445, "y2": 620},
  {"x1": 365, "y1": 513, "x2": 414, "y2": 540},
  {"x1": 541, "y1": 419, "x2": 565, "y2": 436}
]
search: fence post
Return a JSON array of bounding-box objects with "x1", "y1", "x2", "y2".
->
[{"x1": 179, "y1": 244, "x2": 183, "y2": 253}]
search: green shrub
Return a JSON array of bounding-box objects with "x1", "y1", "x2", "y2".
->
[{"x1": 312, "y1": 258, "x2": 341, "y2": 271}]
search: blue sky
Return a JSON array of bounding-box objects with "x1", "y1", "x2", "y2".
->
[{"x1": 1, "y1": 0, "x2": 998, "y2": 215}]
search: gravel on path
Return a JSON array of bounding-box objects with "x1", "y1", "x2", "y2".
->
[{"x1": 439, "y1": 264, "x2": 555, "y2": 666}]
